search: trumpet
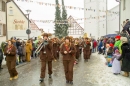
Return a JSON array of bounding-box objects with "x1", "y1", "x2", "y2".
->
[{"x1": 35, "y1": 40, "x2": 48, "y2": 54}]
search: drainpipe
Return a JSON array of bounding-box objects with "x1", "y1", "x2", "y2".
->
[
  {"x1": 119, "y1": 1, "x2": 121, "y2": 33},
  {"x1": 6, "y1": 1, "x2": 8, "y2": 40},
  {"x1": 115, "y1": 0, "x2": 121, "y2": 34},
  {"x1": 106, "y1": 0, "x2": 107, "y2": 35}
]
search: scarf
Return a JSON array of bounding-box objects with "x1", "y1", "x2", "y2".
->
[
  {"x1": 7, "y1": 45, "x2": 12, "y2": 52},
  {"x1": 64, "y1": 43, "x2": 70, "y2": 52}
]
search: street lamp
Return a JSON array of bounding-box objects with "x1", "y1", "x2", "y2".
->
[{"x1": 26, "y1": 9, "x2": 31, "y2": 39}]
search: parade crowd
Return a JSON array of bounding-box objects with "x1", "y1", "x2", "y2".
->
[{"x1": 0, "y1": 32, "x2": 130, "y2": 85}]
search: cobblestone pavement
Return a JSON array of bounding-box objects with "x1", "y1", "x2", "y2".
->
[{"x1": 0, "y1": 53, "x2": 130, "y2": 86}]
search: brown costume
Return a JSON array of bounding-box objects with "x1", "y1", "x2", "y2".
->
[
  {"x1": 25, "y1": 41, "x2": 32, "y2": 62},
  {"x1": 4, "y1": 45, "x2": 18, "y2": 78},
  {"x1": 60, "y1": 41, "x2": 76, "y2": 82},
  {"x1": 82, "y1": 40, "x2": 91, "y2": 60},
  {"x1": 40, "y1": 34, "x2": 54, "y2": 79},
  {"x1": 53, "y1": 38, "x2": 60, "y2": 60},
  {"x1": 74, "y1": 43, "x2": 80, "y2": 60}
]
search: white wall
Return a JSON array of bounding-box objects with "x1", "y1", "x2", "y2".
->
[
  {"x1": 107, "y1": 5, "x2": 119, "y2": 34},
  {"x1": 120, "y1": 0, "x2": 130, "y2": 31},
  {"x1": 84, "y1": 0, "x2": 106, "y2": 39},
  {"x1": 8, "y1": 30, "x2": 41, "y2": 40}
]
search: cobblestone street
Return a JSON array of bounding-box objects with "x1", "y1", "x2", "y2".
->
[{"x1": 0, "y1": 53, "x2": 130, "y2": 86}]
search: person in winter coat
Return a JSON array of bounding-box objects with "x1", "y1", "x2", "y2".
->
[
  {"x1": 98, "y1": 39, "x2": 103, "y2": 54},
  {"x1": 18, "y1": 44, "x2": 23, "y2": 63},
  {"x1": 114, "y1": 35, "x2": 121, "y2": 49},
  {"x1": 93, "y1": 39, "x2": 97, "y2": 53},
  {"x1": 118, "y1": 37, "x2": 130, "y2": 77},
  {"x1": 0, "y1": 47, "x2": 3, "y2": 69}
]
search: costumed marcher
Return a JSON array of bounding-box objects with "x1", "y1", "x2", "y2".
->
[
  {"x1": 112, "y1": 48, "x2": 121, "y2": 75},
  {"x1": 89, "y1": 38, "x2": 92, "y2": 58},
  {"x1": 52, "y1": 37, "x2": 60, "y2": 61},
  {"x1": 39, "y1": 33, "x2": 54, "y2": 82},
  {"x1": 60, "y1": 36, "x2": 76, "y2": 84},
  {"x1": 118, "y1": 37, "x2": 130, "y2": 77},
  {"x1": 4, "y1": 40, "x2": 18, "y2": 80},
  {"x1": 25, "y1": 40, "x2": 32, "y2": 62},
  {"x1": 74, "y1": 38, "x2": 80, "y2": 60},
  {"x1": 82, "y1": 37, "x2": 91, "y2": 61}
]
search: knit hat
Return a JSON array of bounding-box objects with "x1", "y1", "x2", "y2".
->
[{"x1": 115, "y1": 35, "x2": 121, "y2": 40}]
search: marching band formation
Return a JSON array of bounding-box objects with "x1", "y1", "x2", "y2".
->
[{"x1": 2, "y1": 33, "x2": 94, "y2": 85}]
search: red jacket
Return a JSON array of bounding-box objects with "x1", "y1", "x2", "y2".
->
[{"x1": 93, "y1": 41, "x2": 97, "y2": 48}]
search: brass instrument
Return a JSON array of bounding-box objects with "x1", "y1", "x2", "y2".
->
[{"x1": 35, "y1": 40, "x2": 48, "y2": 54}]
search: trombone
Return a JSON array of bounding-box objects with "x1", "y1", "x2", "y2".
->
[
  {"x1": 35, "y1": 40, "x2": 48, "y2": 54},
  {"x1": 35, "y1": 42, "x2": 44, "y2": 54}
]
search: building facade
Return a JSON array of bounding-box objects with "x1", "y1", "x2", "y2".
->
[
  {"x1": 68, "y1": 16, "x2": 84, "y2": 38},
  {"x1": 0, "y1": 0, "x2": 7, "y2": 44},
  {"x1": 84, "y1": 0, "x2": 107, "y2": 39},
  {"x1": 107, "y1": 5, "x2": 119, "y2": 34},
  {"x1": 120, "y1": 0, "x2": 130, "y2": 32},
  {"x1": 7, "y1": 0, "x2": 29, "y2": 39}
]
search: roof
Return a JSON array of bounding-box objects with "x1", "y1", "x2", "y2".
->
[
  {"x1": 68, "y1": 15, "x2": 84, "y2": 30},
  {"x1": 30, "y1": 19, "x2": 40, "y2": 30},
  {"x1": 108, "y1": 5, "x2": 119, "y2": 11},
  {"x1": 7, "y1": 0, "x2": 31, "y2": 22}
]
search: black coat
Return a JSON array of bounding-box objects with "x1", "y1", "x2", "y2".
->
[
  {"x1": 119, "y1": 43, "x2": 130, "y2": 72},
  {"x1": 123, "y1": 21, "x2": 130, "y2": 31},
  {"x1": 0, "y1": 48, "x2": 3, "y2": 60}
]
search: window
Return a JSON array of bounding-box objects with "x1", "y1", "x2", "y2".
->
[
  {"x1": 15, "y1": 25, "x2": 18, "y2": 30},
  {"x1": 103, "y1": 24, "x2": 104, "y2": 28},
  {"x1": 20, "y1": 25, "x2": 23, "y2": 30},
  {"x1": 9, "y1": 10, "x2": 13, "y2": 15},
  {"x1": 90, "y1": 0, "x2": 91, "y2": 2},
  {"x1": 123, "y1": 0, "x2": 126, "y2": 10},
  {"x1": 2, "y1": 1, "x2": 5, "y2": 12}
]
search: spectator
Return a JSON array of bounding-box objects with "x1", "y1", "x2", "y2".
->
[{"x1": 0, "y1": 46, "x2": 3, "y2": 70}]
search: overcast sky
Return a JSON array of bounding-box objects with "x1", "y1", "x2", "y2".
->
[{"x1": 14, "y1": 0, "x2": 119, "y2": 33}]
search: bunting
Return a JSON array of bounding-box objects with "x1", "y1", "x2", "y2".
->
[{"x1": 15, "y1": 0, "x2": 119, "y2": 14}]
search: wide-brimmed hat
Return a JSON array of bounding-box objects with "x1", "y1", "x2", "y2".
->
[{"x1": 41, "y1": 33, "x2": 48, "y2": 37}]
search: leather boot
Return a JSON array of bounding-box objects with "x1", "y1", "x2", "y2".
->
[
  {"x1": 123, "y1": 72, "x2": 129, "y2": 77},
  {"x1": 127, "y1": 72, "x2": 129, "y2": 77}
]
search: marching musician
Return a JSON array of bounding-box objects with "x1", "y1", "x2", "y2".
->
[
  {"x1": 74, "y1": 38, "x2": 80, "y2": 61},
  {"x1": 39, "y1": 33, "x2": 54, "y2": 82},
  {"x1": 82, "y1": 37, "x2": 91, "y2": 61},
  {"x1": 60, "y1": 36, "x2": 76, "y2": 84},
  {"x1": 52, "y1": 37, "x2": 60, "y2": 61}
]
